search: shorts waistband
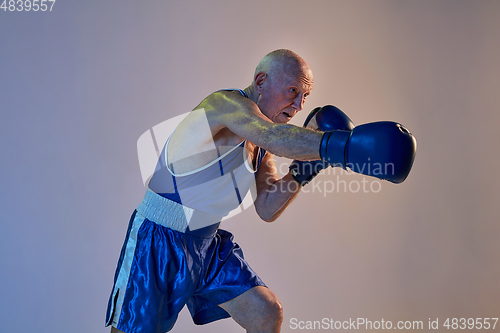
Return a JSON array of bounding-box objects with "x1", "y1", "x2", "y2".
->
[{"x1": 136, "y1": 189, "x2": 221, "y2": 238}]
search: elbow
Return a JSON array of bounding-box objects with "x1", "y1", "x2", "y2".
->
[
  {"x1": 256, "y1": 207, "x2": 279, "y2": 223},
  {"x1": 261, "y1": 214, "x2": 278, "y2": 223},
  {"x1": 260, "y1": 214, "x2": 279, "y2": 223}
]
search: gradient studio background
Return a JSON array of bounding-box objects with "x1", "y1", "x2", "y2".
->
[{"x1": 1, "y1": 0, "x2": 499, "y2": 332}]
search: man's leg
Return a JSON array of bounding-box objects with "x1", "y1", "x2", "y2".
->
[
  {"x1": 110, "y1": 327, "x2": 125, "y2": 333},
  {"x1": 219, "y1": 286, "x2": 283, "y2": 333}
]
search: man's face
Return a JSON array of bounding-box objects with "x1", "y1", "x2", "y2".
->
[{"x1": 257, "y1": 70, "x2": 313, "y2": 124}]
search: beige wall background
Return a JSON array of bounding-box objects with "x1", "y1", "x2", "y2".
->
[{"x1": 1, "y1": 1, "x2": 499, "y2": 332}]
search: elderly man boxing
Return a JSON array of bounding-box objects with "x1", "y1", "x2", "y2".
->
[{"x1": 106, "y1": 49, "x2": 416, "y2": 333}]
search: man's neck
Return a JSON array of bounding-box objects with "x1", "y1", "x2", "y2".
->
[{"x1": 243, "y1": 86, "x2": 259, "y2": 104}]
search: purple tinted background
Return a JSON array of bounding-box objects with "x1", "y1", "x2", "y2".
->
[{"x1": 1, "y1": 1, "x2": 499, "y2": 332}]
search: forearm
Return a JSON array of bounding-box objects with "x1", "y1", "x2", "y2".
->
[
  {"x1": 254, "y1": 173, "x2": 302, "y2": 222},
  {"x1": 211, "y1": 94, "x2": 323, "y2": 160},
  {"x1": 260, "y1": 124, "x2": 323, "y2": 161}
]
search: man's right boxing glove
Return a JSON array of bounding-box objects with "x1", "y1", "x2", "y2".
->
[
  {"x1": 320, "y1": 121, "x2": 417, "y2": 183},
  {"x1": 289, "y1": 105, "x2": 354, "y2": 185}
]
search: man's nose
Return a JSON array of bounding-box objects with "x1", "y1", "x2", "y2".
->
[{"x1": 293, "y1": 95, "x2": 305, "y2": 111}]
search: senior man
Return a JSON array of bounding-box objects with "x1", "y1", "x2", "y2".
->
[{"x1": 106, "y1": 49, "x2": 416, "y2": 333}]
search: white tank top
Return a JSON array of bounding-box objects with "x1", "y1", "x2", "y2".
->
[{"x1": 148, "y1": 89, "x2": 267, "y2": 223}]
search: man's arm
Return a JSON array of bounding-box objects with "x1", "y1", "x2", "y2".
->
[
  {"x1": 253, "y1": 152, "x2": 302, "y2": 222},
  {"x1": 200, "y1": 91, "x2": 323, "y2": 161}
]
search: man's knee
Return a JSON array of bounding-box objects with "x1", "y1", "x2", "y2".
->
[
  {"x1": 255, "y1": 292, "x2": 283, "y2": 327},
  {"x1": 264, "y1": 298, "x2": 283, "y2": 324},
  {"x1": 220, "y1": 286, "x2": 284, "y2": 331}
]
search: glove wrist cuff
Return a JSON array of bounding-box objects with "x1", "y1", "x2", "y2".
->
[{"x1": 320, "y1": 130, "x2": 351, "y2": 169}]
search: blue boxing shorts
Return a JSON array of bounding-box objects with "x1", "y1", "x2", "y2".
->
[{"x1": 106, "y1": 189, "x2": 266, "y2": 333}]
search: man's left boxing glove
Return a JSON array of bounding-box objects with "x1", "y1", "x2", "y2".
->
[
  {"x1": 289, "y1": 105, "x2": 354, "y2": 186},
  {"x1": 320, "y1": 121, "x2": 417, "y2": 183}
]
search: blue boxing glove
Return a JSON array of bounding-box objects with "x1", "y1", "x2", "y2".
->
[
  {"x1": 289, "y1": 105, "x2": 354, "y2": 185},
  {"x1": 320, "y1": 121, "x2": 417, "y2": 183}
]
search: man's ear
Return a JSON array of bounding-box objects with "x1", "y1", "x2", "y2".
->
[{"x1": 254, "y1": 72, "x2": 267, "y2": 94}]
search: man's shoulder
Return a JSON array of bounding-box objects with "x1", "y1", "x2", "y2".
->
[
  {"x1": 197, "y1": 89, "x2": 252, "y2": 115},
  {"x1": 205, "y1": 89, "x2": 247, "y2": 103}
]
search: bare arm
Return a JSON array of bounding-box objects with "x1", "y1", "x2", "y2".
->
[
  {"x1": 200, "y1": 91, "x2": 323, "y2": 161},
  {"x1": 253, "y1": 152, "x2": 302, "y2": 222}
]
